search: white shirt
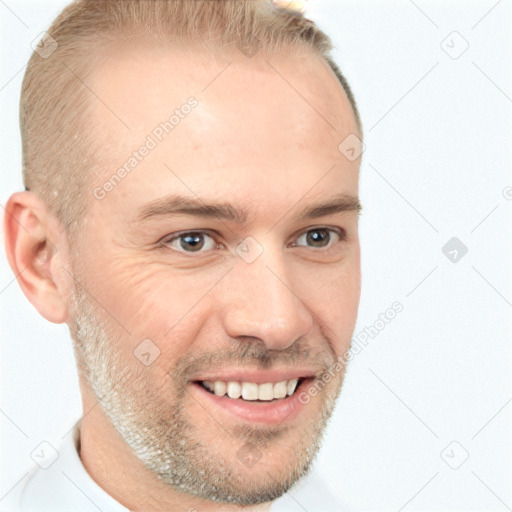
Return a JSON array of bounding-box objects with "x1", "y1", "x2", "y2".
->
[{"x1": 3, "y1": 423, "x2": 346, "y2": 511}]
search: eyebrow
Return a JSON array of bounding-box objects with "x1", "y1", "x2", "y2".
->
[{"x1": 135, "y1": 193, "x2": 362, "y2": 224}]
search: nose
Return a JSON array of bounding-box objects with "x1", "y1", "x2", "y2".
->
[{"x1": 220, "y1": 247, "x2": 314, "y2": 351}]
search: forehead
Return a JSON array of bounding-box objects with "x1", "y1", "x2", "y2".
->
[{"x1": 86, "y1": 44, "x2": 360, "y2": 219}]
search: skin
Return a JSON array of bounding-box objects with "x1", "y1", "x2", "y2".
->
[{"x1": 4, "y1": 43, "x2": 362, "y2": 511}]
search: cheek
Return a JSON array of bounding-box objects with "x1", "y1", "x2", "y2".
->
[
  {"x1": 327, "y1": 270, "x2": 360, "y2": 338},
  {"x1": 294, "y1": 254, "x2": 361, "y2": 350},
  {"x1": 80, "y1": 255, "x2": 224, "y2": 358}
]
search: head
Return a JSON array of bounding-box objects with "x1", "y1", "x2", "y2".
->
[{"x1": 4, "y1": 0, "x2": 363, "y2": 509}]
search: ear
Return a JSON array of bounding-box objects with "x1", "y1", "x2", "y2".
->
[{"x1": 3, "y1": 191, "x2": 69, "y2": 324}]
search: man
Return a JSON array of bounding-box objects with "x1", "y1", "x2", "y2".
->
[{"x1": 3, "y1": 0, "x2": 364, "y2": 510}]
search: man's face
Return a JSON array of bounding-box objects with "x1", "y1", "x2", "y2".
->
[{"x1": 69, "y1": 44, "x2": 361, "y2": 505}]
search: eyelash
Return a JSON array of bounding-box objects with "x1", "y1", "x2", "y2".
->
[{"x1": 157, "y1": 227, "x2": 347, "y2": 255}]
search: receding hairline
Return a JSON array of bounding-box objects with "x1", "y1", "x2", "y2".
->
[
  {"x1": 88, "y1": 36, "x2": 361, "y2": 128},
  {"x1": 97, "y1": 28, "x2": 363, "y2": 134}
]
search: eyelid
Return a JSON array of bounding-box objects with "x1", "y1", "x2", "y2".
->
[{"x1": 159, "y1": 229, "x2": 216, "y2": 244}]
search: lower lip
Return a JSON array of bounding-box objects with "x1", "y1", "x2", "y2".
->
[{"x1": 190, "y1": 378, "x2": 314, "y2": 425}]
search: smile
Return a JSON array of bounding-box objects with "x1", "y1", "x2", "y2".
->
[
  {"x1": 198, "y1": 378, "x2": 302, "y2": 401},
  {"x1": 190, "y1": 376, "x2": 316, "y2": 424}
]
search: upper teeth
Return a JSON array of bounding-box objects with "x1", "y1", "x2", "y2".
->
[{"x1": 202, "y1": 379, "x2": 300, "y2": 401}]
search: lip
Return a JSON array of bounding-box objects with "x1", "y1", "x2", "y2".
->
[
  {"x1": 189, "y1": 368, "x2": 320, "y2": 384},
  {"x1": 190, "y1": 377, "x2": 315, "y2": 425}
]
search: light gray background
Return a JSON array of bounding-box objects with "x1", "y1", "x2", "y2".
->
[{"x1": 1, "y1": 1, "x2": 511, "y2": 510}]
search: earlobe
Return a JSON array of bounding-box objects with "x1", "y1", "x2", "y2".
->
[{"x1": 3, "y1": 191, "x2": 69, "y2": 324}]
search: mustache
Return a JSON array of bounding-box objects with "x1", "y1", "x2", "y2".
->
[{"x1": 170, "y1": 336, "x2": 336, "y2": 383}]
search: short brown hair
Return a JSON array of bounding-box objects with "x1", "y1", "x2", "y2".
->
[{"x1": 21, "y1": 0, "x2": 362, "y2": 237}]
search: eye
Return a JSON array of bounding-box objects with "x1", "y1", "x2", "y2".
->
[
  {"x1": 161, "y1": 231, "x2": 220, "y2": 253},
  {"x1": 293, "y1": 227, "x2": 345, "y2": 249}
]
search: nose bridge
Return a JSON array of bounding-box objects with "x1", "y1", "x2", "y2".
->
[{"x1": 221, "y1": 245, "x2": 314, "y2": 350}]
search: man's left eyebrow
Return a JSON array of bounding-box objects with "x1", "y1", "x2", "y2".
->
[{"x1": 293, "y1": 194, "x2": 362, "y2": 221}]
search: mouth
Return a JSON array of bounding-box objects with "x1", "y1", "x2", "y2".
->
[
  {"x1": 194, "y1": 377, "x2": 306, "y2": 402},
  {"x1": 190, "y1": 376, "x2": 316, "y2": 424}
]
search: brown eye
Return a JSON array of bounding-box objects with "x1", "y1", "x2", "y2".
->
[
  {"x1": 295, "y1": 228, "x2": 344, "y2": 249},
  {"x1": 306, "y1": 229, "x2": 330, "y2": 247}
]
